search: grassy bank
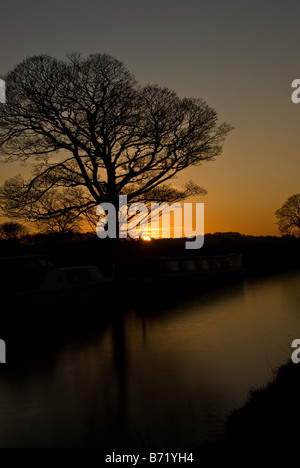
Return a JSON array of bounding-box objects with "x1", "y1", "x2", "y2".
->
[{"x1": 199, "y1": 359, "x2": 300, "y2": 460}]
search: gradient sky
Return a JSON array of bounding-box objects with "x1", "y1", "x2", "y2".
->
[{"x1": 1, "y1": 0, "x2": 300, "y2": 235}]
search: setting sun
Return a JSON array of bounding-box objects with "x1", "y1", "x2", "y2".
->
[{"x1": 142, "y1": 236, "x2": 152, "y2": 241}]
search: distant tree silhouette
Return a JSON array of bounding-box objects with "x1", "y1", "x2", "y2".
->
[
  {"x1": 0, "y1": 54, "x2": 232, "y2": 232},
  {"x1": 28, "y1": 190, "x2": 82, "y2": 236},
  {"x1": 37, "y1": 214, "x2": 81, "y2": 237},
  {"x1": 0, "y1": 222, "x2": 28, "y2": 241},
  {"x1": 275, "y1": 194, "x2": 300, "y2": 236}
]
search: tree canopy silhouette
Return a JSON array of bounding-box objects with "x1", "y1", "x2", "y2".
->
[
  {"x1": 0, "y1": 222, "x2": 28, "y2": 241},
  {"x1": 0, "y1": 54, "x2": 232, "y2": 229},
  {"x1": 275, "y1": 194, "x2": 300, "y2": 236}
]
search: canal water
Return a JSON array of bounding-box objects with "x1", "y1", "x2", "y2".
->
[{"x1": 0, "y1": 270, "x2": 299, "y2": 448}]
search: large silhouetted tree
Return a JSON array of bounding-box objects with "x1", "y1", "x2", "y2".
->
[
  {"x1": 0, "y1": 54, "x2": 232, "y2": 231},
  {"x1": 275, "y1": 194, "x2": 300, "y2": 236}
]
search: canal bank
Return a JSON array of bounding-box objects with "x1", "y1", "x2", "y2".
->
[{"x1": 198, "y1": 358, "x2": 300, "y2": 460}]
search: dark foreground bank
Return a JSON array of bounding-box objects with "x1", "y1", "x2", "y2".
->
[{"x1": 198, "y1": 359, "x2": 300, "y2": 461}]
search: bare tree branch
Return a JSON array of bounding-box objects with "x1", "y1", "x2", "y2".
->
[
  {"x1": 275, "y1": 194, "x2": 300, "y2": 236},
  {"x1": 0, "y1": 53, "x2": 233, "y2": 228}
]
